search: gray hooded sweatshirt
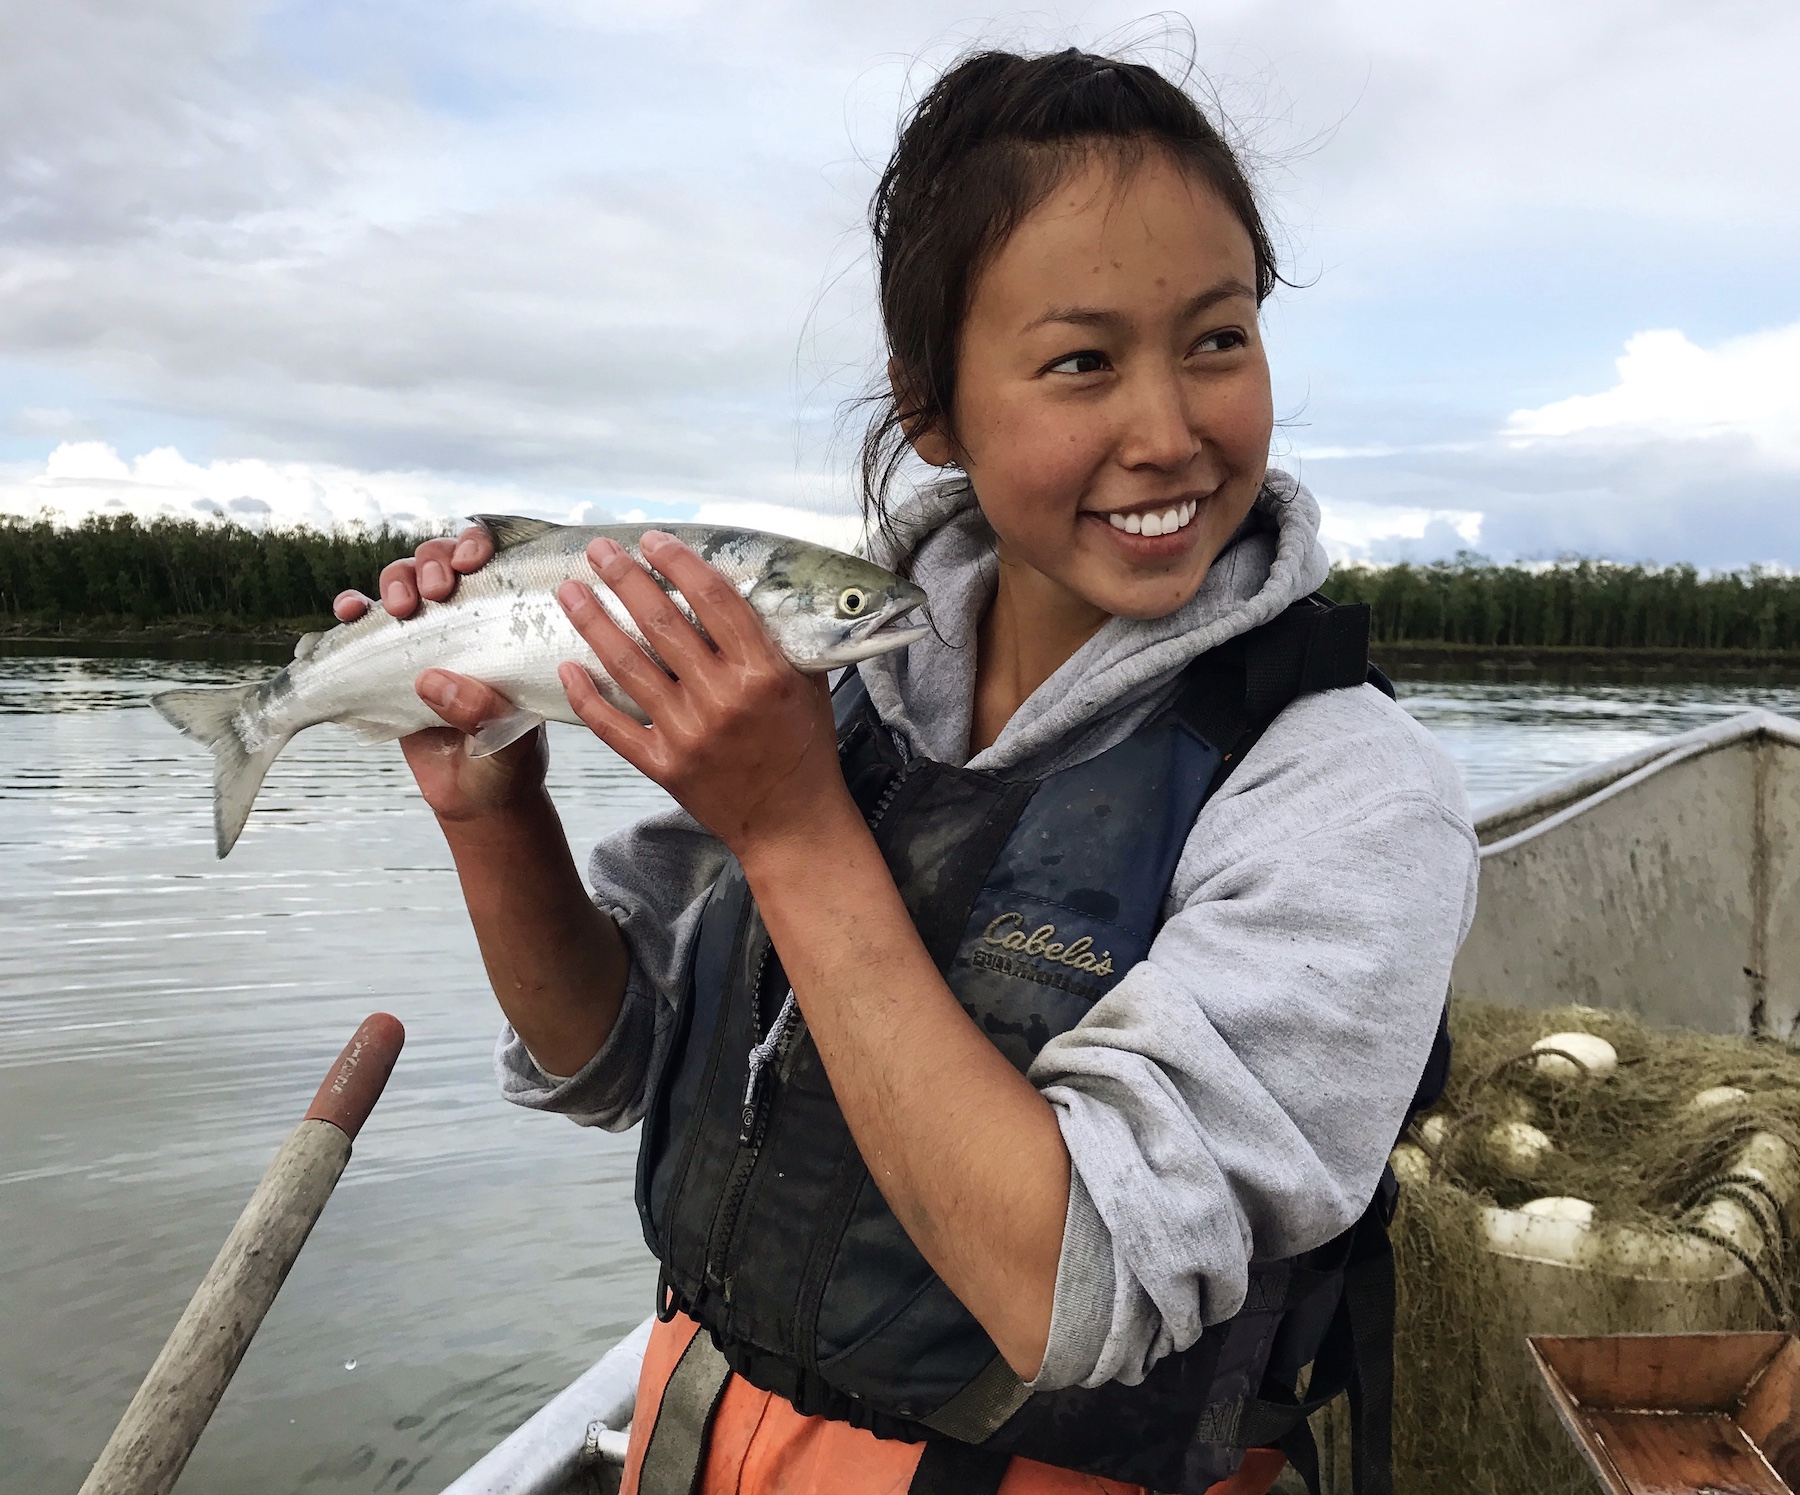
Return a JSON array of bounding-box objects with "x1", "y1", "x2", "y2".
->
[{"x1": 497, "y1": 473, "x2": 1479, "y2": 1393}]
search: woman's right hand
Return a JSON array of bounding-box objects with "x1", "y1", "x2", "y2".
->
[
  {"x1": 333, "y1": 525, "x2": 495, "y2": 623},
  {"x1": 401, "y1": 671, "x2": 550, "y2": 824},
  {"x1": 334, "y1": 523, "x2": 546, "y2": 822}
]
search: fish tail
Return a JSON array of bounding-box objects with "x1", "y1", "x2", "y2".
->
[{"x1": 152, "y1": 684, "x2": 290, "y2": 858}]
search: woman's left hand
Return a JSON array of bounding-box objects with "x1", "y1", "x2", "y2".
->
[
  {"x1": 555, "y1": 530, "x2": 852, "y2": 857},
  {"x1": 561, "y1": 531, "x2": 1066, "y2": 1379}
]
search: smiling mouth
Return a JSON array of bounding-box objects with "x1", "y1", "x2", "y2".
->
[{"x1": 1097, "y1": 498, "x2": 1199, "y2": 538}]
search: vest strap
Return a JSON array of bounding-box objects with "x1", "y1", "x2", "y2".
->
[
  {"x1": 1231, "y1": 1208, "x2": 1400, "y2": 1495},
  {"x1": 1173, "y1": 598, "x2": 1374, "y2": 782},
  {"x1": 1245, "y1": 600, "x2": 1372, "y2": 720},
  {"x1": 907, "y1": 1439, "x2": 1013, "y2": 1495},
  {"x1": 919, "y1": 1351, "x2": 1032, "y2": 1442},
  {"x1": 636, "y1": 1326, "x2": 733, "y2": 1495}
]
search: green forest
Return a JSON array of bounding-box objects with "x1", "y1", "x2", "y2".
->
[
  {"x1": 6, "y1": 513, "x2": 1800, "y2": 652},
  {"x1": 0, "y1": 514, "x2": 428, "y2": 632},
  {"x1": 1327, "y1": 557, "x2": 1800, "y2": 652}
]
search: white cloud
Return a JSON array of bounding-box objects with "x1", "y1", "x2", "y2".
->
[
  {"x1": 3, "y1": 0, "x2": 1798, "y2": 565},
  {"x1": 0, "y1": 441, "x2": 551, "y2": 531},
  {"x1": 1505, "y1": 323, "x2": 1800, "y2": 465},
  {"x1": 1314, "y1": 496, "x2": 1483, "y2": 564},
  {"x1": 0, "y1": 440, "x2": 870, "y2": 552},
  {"x1": 1290, "y1": 315, "x2": 1800, "y2": 568},
  {"x1": 689, "y1": 499, "x2": 865, "y2": 552}
]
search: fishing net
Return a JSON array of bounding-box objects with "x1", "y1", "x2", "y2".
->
[{"x1": 1358, "y1": 998, "x2": 1800, "y2": 1495}]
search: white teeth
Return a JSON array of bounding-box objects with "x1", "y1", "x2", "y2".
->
[{"x1": 1107, "y1": 502, "x2": 1198, "y2": 537}]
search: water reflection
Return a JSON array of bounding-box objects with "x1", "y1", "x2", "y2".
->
[
  {"x1": 1394, "y1": 678, "x2": 1800, "y2": 807},
  {"x1": 5, "y1": 654, "x2": 1798, "y2": 1492},
  {"x1": 1, "y1": 656, "x2": 670, "y2": 1493}
]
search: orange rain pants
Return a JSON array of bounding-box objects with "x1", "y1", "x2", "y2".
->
[{"x1": 619, "y1": 1314, "x2": 1289, "y2": 1495}]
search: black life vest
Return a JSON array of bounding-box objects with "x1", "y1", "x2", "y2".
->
[{"x1": 634, "y1": 595, "x2": 1450, "y2": 1495}]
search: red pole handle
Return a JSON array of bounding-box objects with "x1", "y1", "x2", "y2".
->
[{"x1": 303, "y1": 1012, "x2": 405, "y2": 1140}]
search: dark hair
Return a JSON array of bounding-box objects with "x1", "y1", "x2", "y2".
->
[{"x1": 859, "y1": 48, "x2": 1279, "y2": 552}]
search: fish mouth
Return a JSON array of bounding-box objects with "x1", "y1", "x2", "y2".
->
[{"x1": 832, "y1": 589, "x2": 930, "y2": 664}]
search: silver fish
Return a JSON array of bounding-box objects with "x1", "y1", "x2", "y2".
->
[{"x1": 153, "y1": 515, "x2": 928, "y2": 857}]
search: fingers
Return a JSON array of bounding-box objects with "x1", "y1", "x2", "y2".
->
[
  {"x1": 637, "y1": 530, "x2": 767, "y2": 662},
  {"x1": 370, "y1": 526, "x2": 492, "y2": 620},
  {"x1": 378, "y1": 558, "x2": 422, "y2": 618},
  {"x1": 415, "y1": 669, "x2": 515, "y2": 733},
  {"x1": 583, "y1": 535, "x2": 716, "y2": 677},
  {"x1": 414, "y1": 538, "x2": 459, "y2": 602},
  {"x1": 559, "y1": 662, "x2": 660, "y2": 777},
  {"x1": 369, "y1": 525, "x2": 493, "y2": 618},
  {"x1": 452, "y1": 525, "x2": 494, "y2": 572},
  {"x1": 334, "y1": 590, "x2": 372, "y2": 622},
  {"x1": 557, "y1": 578, "x2": 678, "y2": 720}
]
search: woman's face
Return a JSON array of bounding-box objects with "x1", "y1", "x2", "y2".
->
[{"x1": 911, "y1": 149, "x2": 1273, "y2": 622}]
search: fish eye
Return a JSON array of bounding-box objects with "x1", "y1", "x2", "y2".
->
[{"x1": 838, "y1": 587, "x2": 869, "y2": 617}]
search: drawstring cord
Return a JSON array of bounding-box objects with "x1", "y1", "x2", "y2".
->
[{"x1": 740, "y1": 988, "x2": 798, "y2": 1141}]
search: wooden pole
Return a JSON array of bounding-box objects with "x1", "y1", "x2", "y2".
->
[{"x1": 77, "y1": 1013, "x2": 406, "y2": 1495}]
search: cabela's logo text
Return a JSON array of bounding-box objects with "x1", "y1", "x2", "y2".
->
[{"x1": 978, "y1": 912, "x2": 1114, "y2": 977}]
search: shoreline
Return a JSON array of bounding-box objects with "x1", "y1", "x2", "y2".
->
[
  {"x1": 0, "y1": 621, "x2": 308, "y2": 663},
  {"x1": 1371, "y1": 642, "x2": 1800, "y2": 683},
  {"x1": 9, "y1": 624, "x2": 1800, "y2": 681}
]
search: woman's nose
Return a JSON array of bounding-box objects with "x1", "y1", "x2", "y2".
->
[{"x1": 1116, "y1": 364, "x2": 1202, "y2": 472}]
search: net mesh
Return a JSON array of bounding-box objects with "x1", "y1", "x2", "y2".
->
[{"x1": 1386, "y1": 998, "x2": 1800, "y2": 1495}]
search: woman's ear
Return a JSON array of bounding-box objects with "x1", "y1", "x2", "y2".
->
[{"x1": 888, "y1": 357, "x2": 957, "y2": 468}]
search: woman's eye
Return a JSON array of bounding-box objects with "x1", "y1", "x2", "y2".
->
[
  {"x1": 1192, "y1": 328, "x2": 1248, "y2": 355},
  {"x1": 1046, "y1": 350, "x2": 1109, "y2": 376}
]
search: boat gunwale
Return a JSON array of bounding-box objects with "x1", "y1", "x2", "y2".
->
[{"x1": 1474, "y1": 709, "x2": 1800, "y2": 855}]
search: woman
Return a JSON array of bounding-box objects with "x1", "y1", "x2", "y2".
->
[{"x1": 340, "y1": 47, "x2": 1477, "y2": 1495}]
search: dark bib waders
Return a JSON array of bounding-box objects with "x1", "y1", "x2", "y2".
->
[{"x1": 632, "y1": 595, "x2": 1451, "y2": 1494}]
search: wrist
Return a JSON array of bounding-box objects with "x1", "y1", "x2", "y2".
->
[
  {"x1": 734, "y1": 782, "x2": 869, "y2": 885},
  {"x1": 435, "y1": 783, "x2": 561, "y2": 849}
]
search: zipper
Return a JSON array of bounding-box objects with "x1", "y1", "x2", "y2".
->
[
  {"x1": 704, "y1": 939, "x2": 778, "y2": 1299},
  {"x1": 865, "y1": 753, "x2": 918, "y2": 833},
  {"x1": 704, "y1": 747, "x2": 923, "y2": 1302}
]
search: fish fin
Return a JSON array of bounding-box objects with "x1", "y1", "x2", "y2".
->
[
  {"x1": 467, "y1": 708, "x2": 545, "y2": 759},
  {"x1": 472, "y1": 514, "x2": 563, "y2": 551},
  {"x1": 152, "y1": 685, "x2": 291, "y2": 858},
  {"x1": 293, "y1": 630, "x2": 324, "y2": 662}
]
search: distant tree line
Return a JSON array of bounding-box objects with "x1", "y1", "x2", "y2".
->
[
  {"x1": 0, "y1": 514, "x2": 430, "y2": 628},
  {"x1": 1327, "y1": 557, "x2": 1800, "y2": 652},
  {"x1": 6, "y1": 515, "x2": 1800, "y2": 651}
]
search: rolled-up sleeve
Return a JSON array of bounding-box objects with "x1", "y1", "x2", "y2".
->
[
  {"x1": 493, "y1": 805, "x2": 729, "y2": 1131},
  {"x1": 1026, "y1": 687, "x2": 1479, "y2": 1390}
]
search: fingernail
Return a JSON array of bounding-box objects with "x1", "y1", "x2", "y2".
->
[
  {"x1": 383, "y1": 582, "x2": 408, "y2": 612},
  {"x1": 453, "y1": 539, "x2": 480, "y2": 565},
  {"x1": 558, "y1": 579, "x2": 591, "y2": 610},
  {"x1": 417, "y1": 669, "x2": 453, "y2": 708},
  {"x1": 421, "y1": 560, "x2": 449, "y2": 591},
  {"x1": 642, "y1": 529, "x2": 673, "y2": 547}
]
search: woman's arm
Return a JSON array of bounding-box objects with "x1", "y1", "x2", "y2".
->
[
  {"x1": 335, "y1": 532, "x2": 631, "y2": 1078},
  {"x1": 406, "y1": 670, "x2": 634, "y2": 1077},
  {"x1": 554, "y1": 531, "x2": 1069, "y2": 1379},
  {"x1": 741, "y1": 802, "x2": 1070, "y2": 1381}
]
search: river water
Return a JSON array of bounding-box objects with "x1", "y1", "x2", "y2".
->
[{"x1": 6, "y1": 652, "x2": 1800, "y2": 1494}]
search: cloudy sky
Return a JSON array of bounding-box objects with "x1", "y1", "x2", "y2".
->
[{"x1": 2, "y1": 0, "x2": 1796, "y2": 565}]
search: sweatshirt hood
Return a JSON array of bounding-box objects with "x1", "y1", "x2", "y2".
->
[{"x1": 857, "y1": 470, "x2": 1332, "y2": 776}]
